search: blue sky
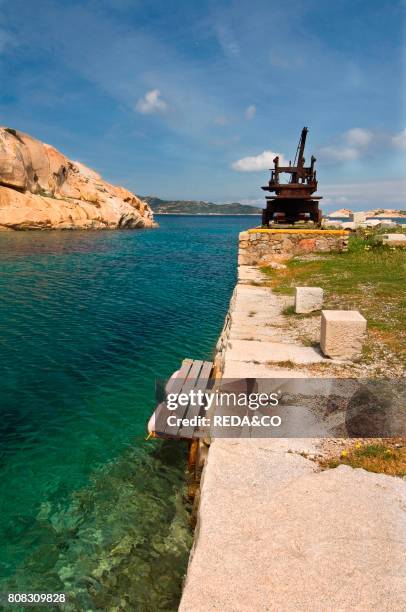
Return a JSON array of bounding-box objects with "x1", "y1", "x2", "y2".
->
[{"x1": 0, "y1": 0, "x2": 405, "y2": 210}]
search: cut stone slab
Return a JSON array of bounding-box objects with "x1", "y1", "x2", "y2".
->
[
  {"x1": 180, "y1": 460, "x2": 406, "y2": 612},
  {"x1": 229, "y1": 325, "x2": 287, "y2": 341},
  {"x1": 222, "y1": 360, "x2": 307, "y2": 378},
  {"x1": 320, "y1": 310, "x2": 367, "y2": 359},
  {"x1": 364, "y1": 219, "x2": 381, "y2": 227},
  {"x1": 350, "y1": 211, "x2": 366, "y2": 223},
  {"x1": 225, "y1": 339, "x2": 326, "y2": 365},
  {"x1": 231, "y1": 314, "x2": 285, "y2": 327},
  {"x1": 237, "y1": 265, "x2": 267, "y2": 284},
  {"x1": 294, "y1": 286, "x2": 323, "y2": 313},
  {"x1": 377, "y1": 233, "x2": 406, "y2": 246}
]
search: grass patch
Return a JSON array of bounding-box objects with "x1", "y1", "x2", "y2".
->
[
  {"x1": 282, "y1": 306, "x2": 321, "y2": 318},
  {"x1": 262, "y1": 233, "x2": 406, "y2": 358},
  {"x1": 269, "y1": 360, "x2": 296, "y2": 368},
  {"x1": 299, "y1": 336, "x2": 318, "y2": 347},
  {"x1": 282, "y1": 305, "x2": 295, "y2": 315},
  {"x1": 320, "y1": 443, "x2": 406, "y2": 477}
]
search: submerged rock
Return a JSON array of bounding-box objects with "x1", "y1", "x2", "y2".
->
[{"x1": 0, "y1": 127, "x2": 156, "y2": 230}]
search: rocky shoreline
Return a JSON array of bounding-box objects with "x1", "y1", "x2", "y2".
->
[{"x1": 0, "y1": 127, "x2": 155, "y2": 231}]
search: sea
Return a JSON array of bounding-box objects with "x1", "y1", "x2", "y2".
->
[{"x1": 0, "y1": 215, "x2": 257, "y2": 611}]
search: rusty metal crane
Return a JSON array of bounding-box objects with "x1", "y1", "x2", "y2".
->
[{"x1": 261, "y1": 127, "x2": 323, "y2": 226}]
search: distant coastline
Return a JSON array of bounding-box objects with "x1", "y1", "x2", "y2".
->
[
  {"x1": 141, "y1": 196, "x2": 262, "y2": 215},
  {"x1": 143, "y1": 198, "x2": 406, "y2": 219}
]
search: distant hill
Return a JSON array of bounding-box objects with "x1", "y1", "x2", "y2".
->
[{"x1": 142, "y1": 196, "x2": 262, "y2": 215}]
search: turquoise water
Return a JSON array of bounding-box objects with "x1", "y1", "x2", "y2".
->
[{"x1": 0, "y1": 215, "x2": 257, "y2": 610}]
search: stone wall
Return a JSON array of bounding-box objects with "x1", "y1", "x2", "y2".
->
[
  {"x1": 238, "y1": 229, "x2": 349, "y2": 266},
  {"x1": 213, "y1": 286, "x2": 236, "y2": 374}
]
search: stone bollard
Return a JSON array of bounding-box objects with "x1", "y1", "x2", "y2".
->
[
  {"x1": 320, "y1": 310, "x2": 367, "y2": 359},
  {"x1": 377, "y1": 233, "x2": 406, "y2": 247},
  {"x1": 294, "y1": 287, "x2": 323, "y2": 314},
  {"x1": 349, "y1": 211, "x2": 366, "y2": 223}
]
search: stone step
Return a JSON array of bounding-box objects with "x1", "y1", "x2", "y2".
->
[{"x1": 224, "y1": 339, "x2": 326, "y2": 365}]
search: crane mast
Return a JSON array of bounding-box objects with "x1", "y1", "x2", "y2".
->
[{"x1": 261, "y1": 127, "x2": 322, "y2": 226}]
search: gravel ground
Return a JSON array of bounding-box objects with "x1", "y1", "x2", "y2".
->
[{"x1": 272, "y1": 294, "x2": 405, "y2": 378}]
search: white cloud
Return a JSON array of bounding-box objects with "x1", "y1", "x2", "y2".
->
[
  {"x1": 345, "y1": 127, "x2": 373, "y2": 148},
  {"x1": 245, "y1": 105, "x2": 256, "y2": 120},
  {"x1": 322, "y1": 127, "x2": 406, "y2": 161},
  {"x1": 320, "y1": 145, "x2": 360, "y2": 161},
  {"x1": 135, "y1": 89, "x2": 167, "y2": 114},
  {"x1": 321, "y1": 127, "x2": 374, "y2": 161},
  {"x1": 232, "y1": 150, "x2": 288, "y2": 172},
  {"x1": 323, "y1": 179, "x2": 406, "y2": 210},
  {"x1": 391, "y1": 128, "x2": 406, "y2": 149},
  {"x1": 215, "y1": 23, "x2": 239, "y2": 57}
]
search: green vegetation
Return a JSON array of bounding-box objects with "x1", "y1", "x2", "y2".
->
[
  {"x1": 320, "y1": 442, "x2": 406, "y2": 477},
  {"x1": 299, "y1": 336, "x2": 318, "y2": 347},
  {"x1": 282, "y1": 305, "x2": 295, "y2": 316},
  {"x1": 282, "y1": 305, "x2": 320, "y2": 318},
  {"x1": 263, "y1": 230, "x2": 406, "y2": 357},
  {"x1": 270, "y1": 360, "x2": 296, "y2": 369},
  {"x1": 350, "y1": 224, "x2": 406, "y2": 244},
  {"x1": 142, "y1": 196, "x2": 262, "y2": 215}
]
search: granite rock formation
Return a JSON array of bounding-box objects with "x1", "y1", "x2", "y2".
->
[{"x1": 0, "y1": 127, "x2": 155, "y2": 230}]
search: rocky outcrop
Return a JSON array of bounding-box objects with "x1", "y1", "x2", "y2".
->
[
  {"x1": 328, "y1": 207, "x2": 406, "y2": 218},
  {"x1": 328, "y1": 208, "x2": 352, "y2": 217},
  {"x1": 0, "y1": 127, "x2": 156, "y2": 230}
]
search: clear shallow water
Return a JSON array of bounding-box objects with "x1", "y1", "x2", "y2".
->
[{"x1": 0, "y1": 216, "x2": 256, "y2": 610}]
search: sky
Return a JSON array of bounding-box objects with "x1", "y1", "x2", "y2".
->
[{"x1": 0, "y1": 0, "x2": 405, "y2": 210}]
